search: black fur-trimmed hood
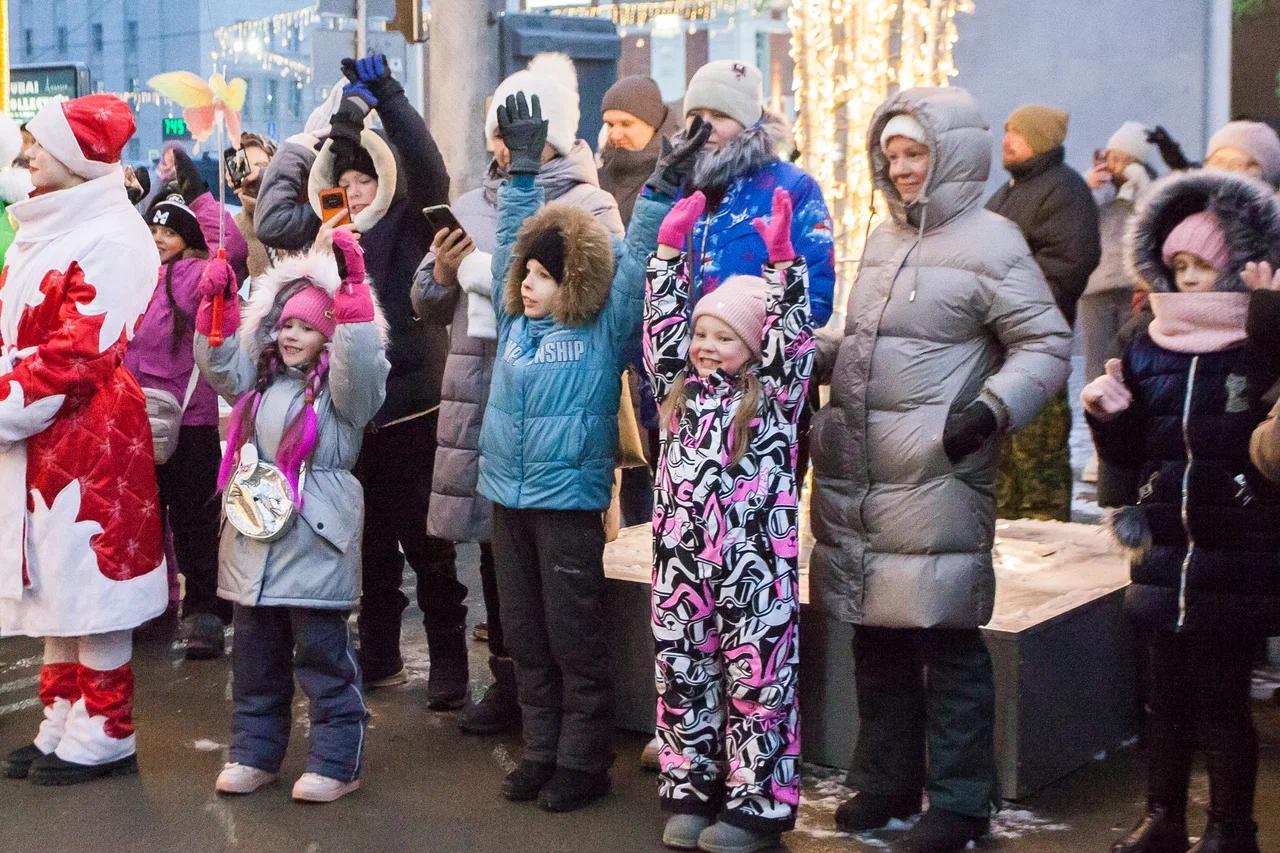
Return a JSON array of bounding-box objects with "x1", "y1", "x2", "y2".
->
[
  {"x1": 1127, "y1": 169, "x2": 1280, "y2": 293},
  {"x1": 689, "y1": 112, "x2": 790, "y2": 192},
  {"x1": 504, "y1": 202, "x2": 616, "y2": 327}
]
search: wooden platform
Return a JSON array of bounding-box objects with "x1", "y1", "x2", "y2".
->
[{"x1": 602, "y1": 517, "x2": 1137, "y2": 800}]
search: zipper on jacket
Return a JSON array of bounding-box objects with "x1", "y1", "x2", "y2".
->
[{"x1": 1176, "y1": 356, "x2": 1198, "y2": 629}]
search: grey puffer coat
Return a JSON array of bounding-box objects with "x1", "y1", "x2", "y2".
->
[
  {"x1": 410, "y1": 151, "x2": 624, "y2": 543},
  {"x1": 196, "y1": 249, "x2": 390, "y2": 609},
  {"x1": 809, "y1": 87, "x2": 1073, "y2": 628}
]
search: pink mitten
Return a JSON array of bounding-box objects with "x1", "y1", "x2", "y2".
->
[
  {"x1": 331, "y1": 228, "x2": 367, "y2": 287},
  {"x1": 657, "y1": 191, "x2": 707, "y2": 250},
  {"x1": 195, "y1": 294, "x2": 238, "y2": 339},
  {"x1": 197, "y1": 256, "x2": 235, "y2": 299},
  {"x1": 334, "y1": 279, "x2": 375, "y2": 324},
  {"x1": 751, "y1": 187, "x2": 795, "y2": 264}
]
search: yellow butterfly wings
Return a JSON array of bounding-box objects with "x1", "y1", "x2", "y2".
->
[{"x1": 147, "y1": 71, "x2": 246, "y2": 147}]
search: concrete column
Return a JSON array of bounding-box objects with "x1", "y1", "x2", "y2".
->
[
  {"x1": 428, "y1": 0, "x2": 506, "y2": 200},
  {"x1": 1204, "y1": 0, "x2": 1232, "y2": 144}
]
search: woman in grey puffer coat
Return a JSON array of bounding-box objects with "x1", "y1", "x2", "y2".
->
[
  {"x1": 411, "y1": 141, "x2": 624, "y2": 734},
  {"x1": 809, "y1": 87, "x2": 1071, "y2": 851}
]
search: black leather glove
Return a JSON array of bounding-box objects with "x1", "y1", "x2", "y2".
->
[
  {"x1": 942, "y1": 400, "x2": 998, "y2": 463},
  {"x1": 170, "y1": 148, "x2": 208, "y2": 204},
  {"x1": 322, "y1": 93, "x2": 372, "y2": 157},
  {"x1": 645, "y1": 116, "x2": 712, "y2": 198},
  {"x1": 497, "y1": 92, "x2": 549, "y2": 176},
  {"x1": 342, "y1": 54, "x2": 404, "y2": 102},
  {"x1": 1147, "y1": 125, "x2": 1196, "y2": 172}
]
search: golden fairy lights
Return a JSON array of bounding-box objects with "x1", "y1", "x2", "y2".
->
[
  {"x1": 212, "y1": 5, "x2": 320, "y2": 85},
  {"x1": 537, "y1": 0, "x2": 772, "y2": 28},
  {"x1": 789, "y1": 0, "x2": 973, "y2": 318}
]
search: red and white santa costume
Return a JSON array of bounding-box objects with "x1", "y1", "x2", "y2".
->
[{"x1": 0, "y1": 95, "x2": 164, "y2": 770}]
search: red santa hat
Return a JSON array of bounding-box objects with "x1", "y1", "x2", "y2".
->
[{"x1": 27, "y1": 94, "x2": 134, "y2": 180}]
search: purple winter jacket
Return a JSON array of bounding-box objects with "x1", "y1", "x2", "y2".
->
[{"x1": 125, "y1": 192, "x2": 249, "y2": 428}]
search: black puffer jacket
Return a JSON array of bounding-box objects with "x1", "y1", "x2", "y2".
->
[
  {"x1": 1088, "y1": 169, "x2": 1280, "y2": 635},
  {"x1": 255, "y1": 86, "x2": 450, "y2": 427},
  {"x1": 986, "y1": 146, "x2": 1101, "y2": 325}
]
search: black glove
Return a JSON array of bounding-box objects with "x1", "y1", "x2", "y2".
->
[
  {"x1": 497, "y1": 92, "x2": 548, "y2": 176},
  {"x1": 645, "y1": 116, "x2": 712, "y2": 198},
  {"x1": 342, "y1": 54, "x2": 404, "y2": 102},
  {"x1": 1147, "y1": 125, "x2": 1196, "y2": 172},
  {"x1": 942, "y1": 400, "x2": 998, "y2": 463},
  {"x1": 170, "y1": 148, "x2": 208, "y2": 204},
  {"x1": 322, "y1": 93, "x2": 373, "y2": 158}
]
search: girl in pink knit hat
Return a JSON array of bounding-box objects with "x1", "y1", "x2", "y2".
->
[
  {"x1": 644, "y1": 187, "x2": 814, "y2": 852},
  {"x1": 1082, "y1": 169, "x2": 1280, "y2": 853},
  {"x1": 193, "y1": 219, "x2": 389, "y2": 804}
]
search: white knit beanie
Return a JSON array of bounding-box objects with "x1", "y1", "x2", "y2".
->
[
  {"x1": 880, "y1": 113, "x2": 928, "y2": 151},
  {"x1": 1207, "y1": 120, "x2": 1280, "y2": 188},
  {"x1": 486, "y1": 53, "x2": 580, "y2": 157},
  {"x1": 683, "y1": 60, "x2": 764, "y2": 129},
  {"x1": 1106, "y1": 121, "x2": 1151, "y2": 163}
]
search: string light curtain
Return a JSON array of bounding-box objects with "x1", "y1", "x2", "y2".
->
[
  {"x1": 789, "y1": 0, "x2": 973, "y2": 316},
  {"x1": 535, "y1": 0, "x2": 770, "y2": 27},
  {"x1": 212, "y1": 5, "x2": 321, "y2": 85}
]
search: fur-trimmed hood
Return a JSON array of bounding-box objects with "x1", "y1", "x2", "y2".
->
[
  {"x1": 240, "y1": 245, "x2": 388, "y2": 363},
  {"x1": 689, "y1": 112, "x2": 790, "y2": 192},
  {"x1": 1126, "y1": 168, "x2": 1280, "y2": 293},
  {"x1": 307, "y1": 128, "x2": 399, "y2": 234},
  {"x1": 503, "y1": 202, "x2": 616, "y2": 327}
]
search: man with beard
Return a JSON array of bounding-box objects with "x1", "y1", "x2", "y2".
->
[{"x1": 676, "y1": 60, "x2": 835, "y2": 327}]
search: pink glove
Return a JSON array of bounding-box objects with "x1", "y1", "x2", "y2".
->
[
  {"x1": 196, "y1": 256, "x2": 235, "y2": 299},
  {"x1": 751, "y1": 187, "x2": 795, "y2": 264},
  {"x1": 657, "y1": 191, "x2": 707, "y2": 250},
  {"x1": 330, "y1": 229, "x2": 375, "y2": 324},
  {"x1": 331, "y1": 228, "x2": 367, "y2": 287},
  {"x1": 195, "y1": 294, "x2": 238, "y2": 338}
]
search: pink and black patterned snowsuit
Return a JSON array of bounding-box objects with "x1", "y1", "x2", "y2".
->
[{"x1": 644, "y1": 253, "x2": 814, "y2": 833}]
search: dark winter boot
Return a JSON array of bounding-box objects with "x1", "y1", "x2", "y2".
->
[
  {"x1": 1111, "y1": 806, "x2": 1190, "y2": 853},
  {"x1": 458, "y1": 656, "x2": 520, "y2": 735},
  {"x1": 27, "y1": 752, "x2": 138, "y2": 785},
  {"x1": 1187, "y1": 821, "x2": 1260, "y2": 853},
  {"x1": 538, "y1": 766, "x2": 611, "y2": 812},
  {"x1": 426, "y1": 629, "x2": 470, "y2": 711},
  {"x1": 893, "y1": 807, "x2": 988, "y2": 853},
  {"x1": 182, "y1": 612, "x2": 227, "y2": 661},
  {"x1": 2, "y1": 744, "x2": 46, "y2": 780},
  {"x1": 501, "y1": 759, "x2": 556, "y2": 801},
  {"x1": 835, "y1": 790, "x2": 920, "y2": 832}
]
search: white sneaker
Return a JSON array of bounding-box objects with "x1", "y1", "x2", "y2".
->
[
  {"x1": 215, "y1": 762, "x2": 277, "y2": 794},
  {"x1": 292, "y1": 771, "x2": 361, "y2": 802}
]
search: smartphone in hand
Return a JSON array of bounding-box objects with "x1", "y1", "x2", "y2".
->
[
  {"x1": 319, "y1": 187, "x2": 352, "y2": 227},
  {"x1": 422, "y1": 204, "x2": 467, "y2": 240}
]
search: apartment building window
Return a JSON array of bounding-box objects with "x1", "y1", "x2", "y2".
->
[
  {"x1": 127, "y1": 21, "x2": 139, "y2": 51},
  {"x1": 289, "y1": 83, "x2": 302, "y2": 119},
  {"x1": 92, "y1": 23, "x2": 104, "y2": 53},
  {"x1": 23, "y1": 29, "x2": 33, "y2": 59},
  {"x1": 266, "y1": 79, "x2": 279, "y2": 119},
  {"x1": 57, "y1": 26, "x2": 68, "y2": 54}
]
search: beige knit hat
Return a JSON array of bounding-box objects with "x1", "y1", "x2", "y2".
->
[
  {"x1": 1005, "y1": 104, "x2": 1069, "y2": 156},
  {"x1": 692, "y1": 275, "x2": 768, "y2": 360},
  {"x1": 683, "y1": 60, "x2": 764, "y2": 129}
]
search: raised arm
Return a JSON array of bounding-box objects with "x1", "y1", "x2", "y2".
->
[
  {"x1": 752, "y1": 188, "x2": 814, "y2": 413},
  {"x1": 643, "y1": 192, "x2": 707, "y2": 402},
  {"x1": 192, "y1": 256, "x2": 257, "y2": 400},
  {"x1": 326, "y1": 229, "x2": 389, "y2": 425}
]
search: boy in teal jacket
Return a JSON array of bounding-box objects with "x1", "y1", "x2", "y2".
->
[{"x1": 477, "y1": 92, "x2": 681, "y2": 812}]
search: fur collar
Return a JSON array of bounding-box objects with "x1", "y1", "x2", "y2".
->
[
  {"x1": 503, "y1": 202, "x2": 616, "y2": 327},
  {"x1": 306, "y1": 129, "x2": 398, "y2": 234},
  {"x1": 689, "y1": 113, "x2": 789, "y2": 192},
  {"x1": 240, "y1": 245, "x2": 388, "y2": 362},
  {"x1": 1127, "y1": 169, "x2": 1280, "y2": 293}
]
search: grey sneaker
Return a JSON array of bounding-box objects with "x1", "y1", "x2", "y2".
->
[
  {"x1": 662, "y1": 813, "x2": 712, "y2": 849},
  {"x1": 697, "y1": 821, "x2": 780, "y2": 853}
]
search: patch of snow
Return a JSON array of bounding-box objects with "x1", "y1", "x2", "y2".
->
[{"x1": 191, "y1": 738, "x2": 226, "y2": 752}]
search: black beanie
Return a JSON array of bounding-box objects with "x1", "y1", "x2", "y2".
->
[
  {"x1": 525, "y1": 225, "x2": 566, "y2": 283},
  {"x1": 147, "y1": 193, "x2": 207, "y2": 253},
  {"x1": 332, "y1": 145, "x2": 377, "y2": 185}
]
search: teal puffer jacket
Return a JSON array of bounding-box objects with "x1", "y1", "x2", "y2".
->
[{"x1": 478, "y1": 181, "x2": 669, "y2": 511}]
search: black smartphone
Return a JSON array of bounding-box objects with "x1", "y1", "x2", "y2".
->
[
  {"x1": 422, "y1": 204, "x2": 467, "y2": 239},
  {"x1": 224, "y1": 147, "x2": 251, "y2": 188}
]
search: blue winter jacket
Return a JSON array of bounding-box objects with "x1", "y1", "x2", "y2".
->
[
  {"x1": 478, "y1": 181, "x2": 671, "y2": 511},
  {"x1": 684, "y1": 120, "x2": 836, "y2": 325}
]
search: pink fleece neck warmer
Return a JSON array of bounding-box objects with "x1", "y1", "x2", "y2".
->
[{"x1": 1147, "y1": 292, "x2": 1250, "y2": 354}]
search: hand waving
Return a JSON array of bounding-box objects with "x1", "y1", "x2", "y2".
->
[
  {"x1": 1242, "y1": 260, "x2": 1280, "y2": 292},
  {"x1": 496, "y1": 92, "x2": 549, "y2": 176},
  {"x1": 657, "y1": 191, "x2": 707, "y2": 251},
  {"x1": 751, "y1": 187, "x2": 796, "y2": 264},
  {"x1": 645, "y1": 116, "x2": 712, "y2": 198},
  {"x1": 1081, "y1": 359, "x2": 1133, "y2": 422}
]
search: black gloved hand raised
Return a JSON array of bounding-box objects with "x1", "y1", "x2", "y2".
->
[
  {"x1": 942, "y1": 399, "x2": 998, "y2": 463},
  {"x1": 1147, "y1": 125, "x2": 1195, "y2": 172},
  {"x1": 496, "y1": 92, "x2": 549, "y2": 176},
  {"x1": 170, "y1": 147, "x2": 208, "y2": 204},
  {"x1": 321, "y1": 93, "x2": 372, "y2": 157},
  {"x1": 645, "y1": 116, "x2": 712, "y2": 198}
]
